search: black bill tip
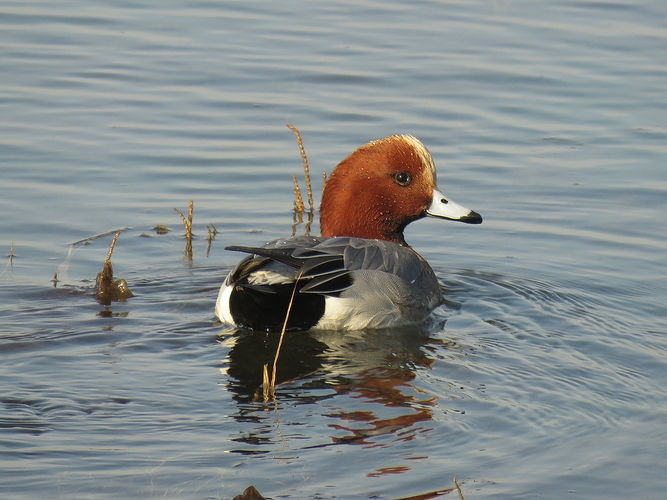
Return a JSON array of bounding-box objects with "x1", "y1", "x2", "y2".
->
[{"x1": 460, "y1": 210, "x2": 483, "y2": 224}]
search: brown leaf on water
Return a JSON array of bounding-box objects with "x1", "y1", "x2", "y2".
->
[{"x1": 232, "y1": 485, "x2": 266, "y2": 500}]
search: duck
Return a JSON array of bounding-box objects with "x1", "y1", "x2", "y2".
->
[{"x1": 215, "y1": 134, "x2": 482, "y2": 331}]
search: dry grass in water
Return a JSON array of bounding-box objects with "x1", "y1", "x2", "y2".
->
[
  {"x1": 388, "y1": 477, "x2": 465, "y2": 500},
  {"x1": 292, "y1": 175, "x2": 305, "y2": 213},
  {"x1": 206, "y1": 224, "x2": 218, "y2": 257},
  {"x1": 7, "y1": 240, "x2": 16, "y2": 266},
  {"x1": 69, "y1": 227, "x2": 132, "y2": 247},
  {"x1": 454, "y1": 476, "x2": 465, "y2": 500},
  {"x1": 174, "y1": 200, "x2": 194, "y2": 260},
  {"x1": 261, "y1": 270, "x2": 303, "y2": 401},
  {"x1": 105, "y1": 232, "x2": 119, "y2": 261},
  {"x1": 287, "y1": 124, "x2": 313, "y2": 211},
  {"x1": 95, "y1": 232, "x2": 134, "y2": 306},
  {"x1": 287, "y1": 124, "x2": 320, "y2": 235},
  {"x1": 0, "y1": 240, "x2": 17, "y2": 278},
  {"x1": 263, "y1": 126, "x2": 319, "y2": 397}
]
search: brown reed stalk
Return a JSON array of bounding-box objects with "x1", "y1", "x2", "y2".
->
[
  {"x1": 454, "y1": 476, "x2": 465, "y2": 500},
  {"x1": 291, "y1": 205, "x2": 304, "y2": 237},
  {"x1": 262, "y1": 364, "x2": 271, "y2": 402},
  {"x1": 292, "y1": 175, "x2": 305, "y2": 213},
  {"x1": 106, "y1": 232, "x2": 120, "y2": 262},
  {"x1": 261, "y1": 270, "x2": 302, "y2": 400},
  {"x1": 303, "y1": 210, "x2": 313, "y2": 236},
  {"x1": 287, "y1": 124, "x2": 313, "y2": 211},
  {"x1": 174, "y1": 200, "x2": 194, "y2": 260},
  {"x1": 96, "y1": 231, "x2": 133, "y2": 305},
  {"x1": 206, "y1": 224, "x2": 218, "y2": 257},
  {"x1": 69, "y1": 227, "x2": 132, "y2": 247},
  {"x1": 207, "y1": 224, "x2": 218, "y2": 240}
]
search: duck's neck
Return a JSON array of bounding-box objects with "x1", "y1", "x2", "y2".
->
[{"x1": 320, "y1": 210, "x2": 411, "y2": 246}]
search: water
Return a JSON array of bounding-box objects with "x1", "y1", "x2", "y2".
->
[{"x1": 1, "y1": 0, "x2": 666, "y2": 498}]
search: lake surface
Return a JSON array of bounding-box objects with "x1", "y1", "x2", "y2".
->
[{"x1": 1, "y1": 0, "x2": 666, "y2": 498}]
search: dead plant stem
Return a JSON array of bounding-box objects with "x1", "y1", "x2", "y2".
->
[
  {"x1": 174, "y1": 200, "x2": 194, "y2": 260},
  {"x1": 106, "y1": 232, "x2": 120, "y2": 262},
  {"x1": 267, "y1": 270, "x2": 302, "y2": 399},
  {"x1": 454, "y1": 476, "x2": 465, "y2": 500},
  {"x1": 292, "y1": 175, "x2": 305, "y2": 213},
  {"x1": 287, "y1": 124, "x2": 313, "y2": 210}
]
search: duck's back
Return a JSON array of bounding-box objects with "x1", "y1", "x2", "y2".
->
[{"x1": 215, "y1": 236, "x2": 442, "y2": 331}]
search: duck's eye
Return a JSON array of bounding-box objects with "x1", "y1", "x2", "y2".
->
[{"x1": 393, "y1": 171, "x2": 412, "y2": 186}]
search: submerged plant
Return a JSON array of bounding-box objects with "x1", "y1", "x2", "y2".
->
[{"x1": 95, "y1": 232, "x2": 134, "y2": 306}]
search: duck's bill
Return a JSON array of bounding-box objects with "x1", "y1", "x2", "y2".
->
[{"x1": 426, "y1": 188, "x2": 483, "y2": 224}]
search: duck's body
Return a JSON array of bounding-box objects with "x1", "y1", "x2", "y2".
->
[
  {"x1": 215, "y1": 134, "x2": 482, "y2": 331},
  {"x1": 216, "y1": 235, "x2": 441, "y2": 331}
]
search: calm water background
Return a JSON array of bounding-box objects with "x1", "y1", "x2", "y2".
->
[{"x1": 1, "y1": 0, "x2": 666, "y2": 498}]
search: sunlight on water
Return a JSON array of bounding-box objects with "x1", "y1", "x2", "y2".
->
[{"x1": 1, "y1": 0, "x2": 666, "y2": 498}]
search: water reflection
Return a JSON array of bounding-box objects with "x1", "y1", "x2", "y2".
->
[
  {"x1": 219, "y1": 325, "x2": 457, "y2": 450},
  {"x1": 222, "y1": 328, "x2": 329, "y2": 401}
]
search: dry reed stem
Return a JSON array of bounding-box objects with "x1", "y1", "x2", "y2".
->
[
  {"x1": 262, "y1": 270, "x2": 302, "y2": 400},
  {"x1": 390, "y1": 487, "x2": 455, "y2": 500},
  {"x1": 1, "y1": 241, "x2": 16, "y2": 277},
  {"x1": 291, "y1": 208, "x2": 304, "y2": 237},
  {"x1": 174, "y1": 200, "x2": 194, "y2": 259},
  {"x1": 292, "y1": 175, "x2": 305, "y2": 213},
  {"x1": 287, "y1": 124, "x2": 313, "y2": 210},
  {"x1": 96, "y1": 231, "x2": 133, "y2": 305},
  {"x1": 206, "y1": 224, "x2": 218, "y2": 241},
  {"x1": 106, "y1": 232, "x2": 120, "y2": 262},
  {"x1": 68, "y1": 227, "x2": 132, "y2": 247},
  {"x1": 7, "y1": 241, "x2": 16, "y2": 266},
  {"x1": 262, "y1": 364, "x2": 271, "y2": 402},
  {"x1": 206, "y1": 224, "x2": 218, "y2": 257},
  {"x1": 304, "y1": 211, "x2": 313, "y2": 236},
  {"x1": 454, "y1": 477, "x2": 464, "y2": 500}
]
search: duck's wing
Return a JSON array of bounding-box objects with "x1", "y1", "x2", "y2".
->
[
  {"x1": 225, "y1": 240, "x2": 352, "y2": 296},
  {"x1": 225, "y1": 236, "x2": 436, "y2": 299},
  {"x1": 305, "y1": 237, "x2": 441, "y2": 310}
]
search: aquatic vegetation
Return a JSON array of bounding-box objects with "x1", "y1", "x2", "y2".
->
[
  {"x1": 95, "y1": 232, "x2": 134, "y2": 306},
  {"x1": 174, "y1": 200, "x2": 194, "y2": 260}
]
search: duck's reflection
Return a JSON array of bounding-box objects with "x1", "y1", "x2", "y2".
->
[
  {"x1": 219, "y1": 324, "x2": 456, "y2": 451},
  {"x1": 221, "y1": 328, "x2": 329, "y2": 400}
]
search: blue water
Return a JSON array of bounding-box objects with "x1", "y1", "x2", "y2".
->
[{"x1": 1, "y1": 1, "x2": 666, "y2": 498}]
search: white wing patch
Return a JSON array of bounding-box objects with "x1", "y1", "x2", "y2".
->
[{"x1": 246, "y1": 269, "x2": 294, "y2": 285}]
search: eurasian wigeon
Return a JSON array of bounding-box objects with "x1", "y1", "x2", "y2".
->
[{"x1": 215, "y1": 134, "x2": 482, "y2": 331}]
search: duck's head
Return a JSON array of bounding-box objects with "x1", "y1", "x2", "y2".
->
[{"x1": 319, "y1": 134, "x2": 482, "y2": 245}]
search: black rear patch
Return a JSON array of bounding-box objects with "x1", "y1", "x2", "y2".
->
[{"x1": 229, "y1": 281, "x2": 325, "y2": 332}]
